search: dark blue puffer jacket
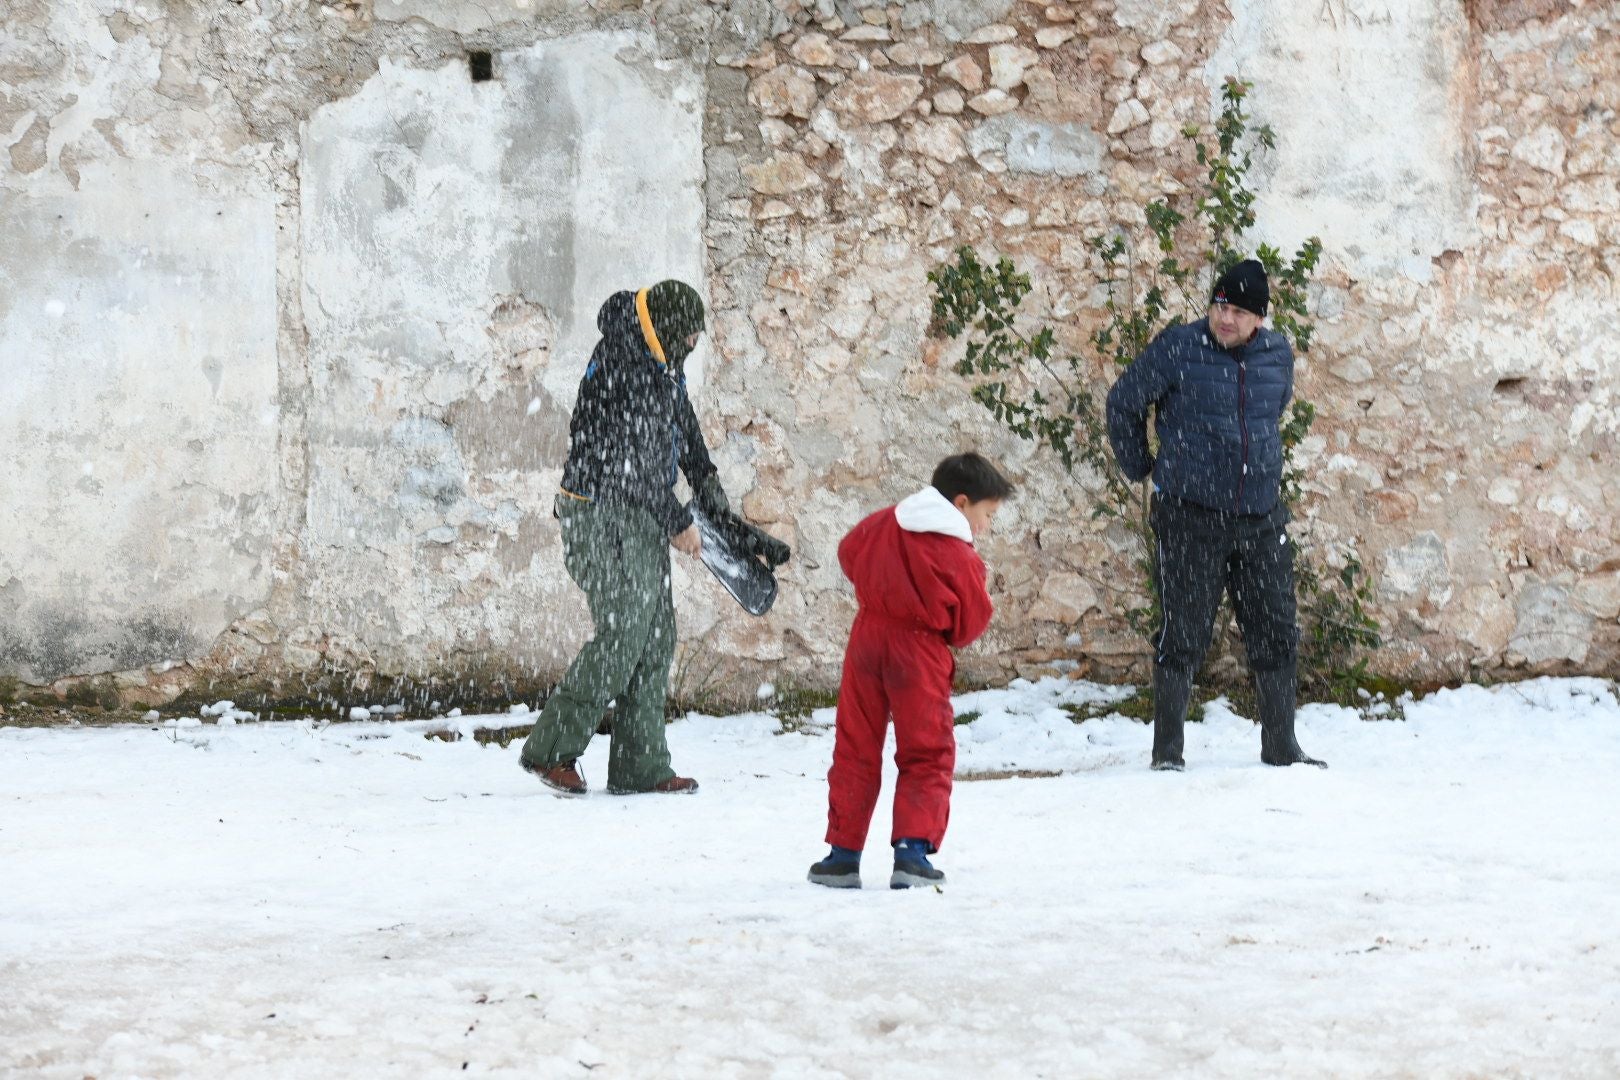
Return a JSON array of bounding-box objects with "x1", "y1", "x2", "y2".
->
[{"x1": 1105, "y1": 318, "x2": 1294, "y2": 515}]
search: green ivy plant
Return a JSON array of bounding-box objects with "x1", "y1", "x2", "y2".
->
[{"x1": 928, "y1": 78, "x2": 1381, "y2": 704}]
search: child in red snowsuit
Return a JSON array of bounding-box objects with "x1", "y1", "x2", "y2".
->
[{"x1": 808, "y1": 453, "x2": 1013, "y2": 890}]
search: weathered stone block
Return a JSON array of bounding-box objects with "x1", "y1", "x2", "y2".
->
[
  {"x1": 1107, "y1": 99, "x2": 1149, "y2": 134},
  {"x1": 746, "y1": 152, "x2": 824, "y2": 194},
  {"x1": 963, "y1": 24, "x2": 1019, "y2": 45},
  {"x1": 905, "y1": 117, "x2": 968, "y2": 162},
  {"x1": 988, "y1": 44, "x2": 1039, "y2": 90},
  {"x1": 966, "y1": 89, "x2": 1019, "y2": 116},
  {"x1": 968, "y1": 115, "x2": 1104, "y2": 181},
  {"x1": 1027, "y1": 573, "x2": 1101, "y2": 623},
  {"x1": 790, "y1": 33, "x2": 839, "y2": 66},
  {"x1": 824, "y1": 71, "x2": 924, "y2": 123},
  {"x1": 1575, "y1": 575, "x2": 1620, "y2": 620},
  {"x1": 1511, "y1": 124, "x2": 1567, "y2": 175},
  {"x1": 940, "y1": 55, "x2": 984, "y2": 91},
  {"x1": 1381, "y1": 532, "x2": 1452, "y2": 603},
  {"x1": 1141, "y1": 40, "x2": 1184, "y2": 66},
  {"x1": 1509, "y1": 582, "x2": 1591, "y2": 665},
  {"x1": 750, "y1": 65, "x2": 819, "y2": 119}
]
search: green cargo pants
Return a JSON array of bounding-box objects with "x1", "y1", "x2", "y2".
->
[{"x1": 520, "y1": 497, "x2": 678, "y2": 792}]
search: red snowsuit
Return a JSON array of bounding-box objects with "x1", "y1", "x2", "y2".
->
[{"x1": 825, "y1": 487, "x2": 994, "y2": 853}]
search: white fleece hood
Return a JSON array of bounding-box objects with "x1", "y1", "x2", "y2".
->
[{"x1": 894, "y1": 486, "x2": 974, "y2": 545}]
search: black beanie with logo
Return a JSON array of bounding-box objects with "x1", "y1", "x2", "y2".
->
[{"x1": 1210, "y1": 259, "x2": 1269, "y2": 317}]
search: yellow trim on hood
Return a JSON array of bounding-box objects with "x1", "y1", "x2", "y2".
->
[{"x1": 634, "y1": 288, "x2": 667, "y2": 367}]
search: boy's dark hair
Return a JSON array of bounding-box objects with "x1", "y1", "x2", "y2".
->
[{"x1": 931, "y1": 452, "x2": 1014, "y2": 504}]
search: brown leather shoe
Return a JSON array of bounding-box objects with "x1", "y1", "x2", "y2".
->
[{"x1": 520, "y1": 757, "x2": 586, "y2": 796}]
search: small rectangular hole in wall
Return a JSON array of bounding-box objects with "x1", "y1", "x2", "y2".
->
[{"x1": 468, "y1": 51, "x2": 494, "y2": 83}]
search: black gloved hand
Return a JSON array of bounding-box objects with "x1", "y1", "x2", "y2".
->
[
  {"x1": 701, "y1": 502, "x2": 791, "y2": 570},
  {"x1": 737, "y1": 520, "x2": 791, "y2": 569}
]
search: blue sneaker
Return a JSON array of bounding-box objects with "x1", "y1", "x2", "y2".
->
[
  {"x1": 807, "y1": 845, "x2": 862, "y2": 888},
  {"x1": 890, "y1": 838, "x2": 945, "y2": 889}
]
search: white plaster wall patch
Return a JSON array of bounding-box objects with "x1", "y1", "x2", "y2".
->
[
  {"x1": 0, "y1": 158, "x2": 279, "y2": 679},
  {"x1": 1208, "y1": 0, "x2": 1479, "y2": 281}
]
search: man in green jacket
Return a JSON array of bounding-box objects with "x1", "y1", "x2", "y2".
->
[{"x1": 520, "y1": 280, "x2": 785, "y2": 795}]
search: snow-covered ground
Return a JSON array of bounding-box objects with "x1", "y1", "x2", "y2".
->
[{"x1": 4, "y1": 676, "x2": 1619, "y2": 1078}]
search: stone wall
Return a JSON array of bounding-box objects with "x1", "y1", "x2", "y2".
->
[{"x1": 1, "y1": 0, "x2": 1617, "y2": 707}]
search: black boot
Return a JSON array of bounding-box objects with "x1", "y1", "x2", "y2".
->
[
  {"x1": 1256, "y1": 664, "x2": 1327, "y2": 768},
  {"x1": 1151, "y1": 665, "x2": 1194, "y2": 771}
]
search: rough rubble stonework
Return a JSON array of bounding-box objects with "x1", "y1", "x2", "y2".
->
[{"x1": 1, "y1": 0, "x2": 1617, "y2": 708}]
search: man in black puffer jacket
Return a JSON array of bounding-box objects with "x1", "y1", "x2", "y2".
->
[
  {"x1": 1107, "y1": 259, "x2": 1326, "y2": 771},
  {"x1": 519, "y1": 280, "x2": 790, "y2": 796}
]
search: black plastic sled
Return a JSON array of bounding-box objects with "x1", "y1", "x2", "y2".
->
[{"x1": 689, "y1": 504, "x2": 779, "y2": 617}]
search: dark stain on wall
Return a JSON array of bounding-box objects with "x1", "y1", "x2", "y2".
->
[{"x1": 0, "y1": 606, "x2": 200, "y2": 683}]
